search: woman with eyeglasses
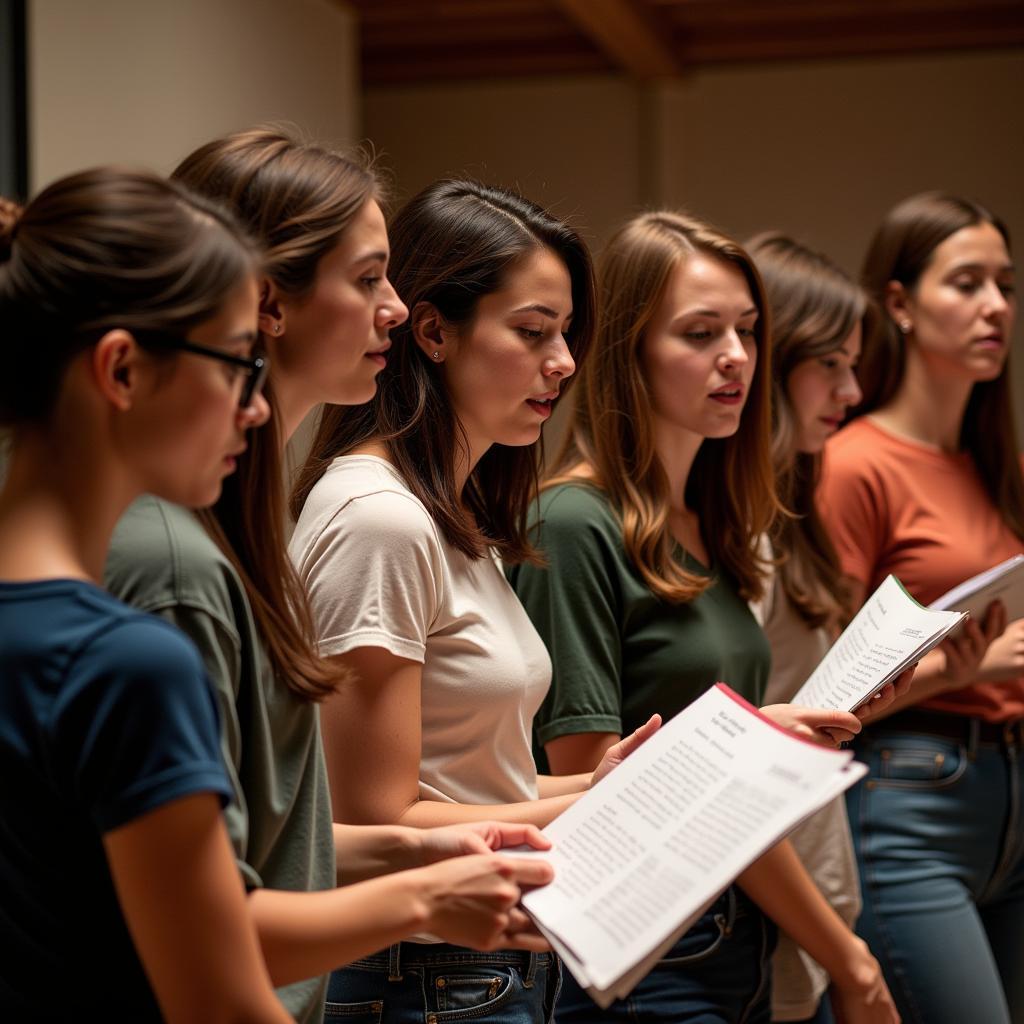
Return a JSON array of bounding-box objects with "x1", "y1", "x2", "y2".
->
[
  {"x1": 0, "y1": 169, "x2": 294, "y2": 1022},
  {"x1": 104, "y1": 130, "x2": 554, "y2": 1024}
]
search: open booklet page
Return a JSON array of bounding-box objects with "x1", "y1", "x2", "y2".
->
[
  {"x1": 791, "y1": 575, "x2": 965, "y2": 713},
  {"x1": 520, "y1": 684, "x2": 867, "y2": 1008},
  {"x1": 930, "y1": 553, "x2": 1024, "y2": 623}
]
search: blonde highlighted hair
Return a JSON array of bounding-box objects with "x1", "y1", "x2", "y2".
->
[{"x1": 546, "y1": 210, "x2": 778, "y2": 603}]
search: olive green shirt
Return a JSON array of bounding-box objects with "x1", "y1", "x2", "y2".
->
[
  {"x1": 105, "y1": 496, "x2": 335, "y2": 1024},
  {"x1": 509, "y1": 483, "x2": 770, "y2": 769}
]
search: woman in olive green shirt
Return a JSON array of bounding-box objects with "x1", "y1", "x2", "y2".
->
[{"x1": 511, "y1": 211, "x2": 898, "y2": 1024}]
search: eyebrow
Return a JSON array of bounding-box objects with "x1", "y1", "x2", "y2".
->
[
  {"x1": 948, "y1": 261, "x2": 1015, "y2": 274},
  {"x1": 511, "y1": 303, "x2": 572, "y2": 320},
  {"x1": 354, "y1": 250, "x2": 388, "y2": 265},
  {"x1": 674, "y1": 306, "x2": 759, "y2": 320}
]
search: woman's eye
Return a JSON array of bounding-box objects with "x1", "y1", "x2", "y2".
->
[
  {"x1": 953, "y1": 278, "x2": 979, "y2": 294},
  {"x1": 819, "y1": 358, "x2": 839, "y2": 370},
  {"x1": 684, "y1": 330, "x2": 712, "y2": 342},
  {"x1": 999, "y1": 281, "x2": 1016, "y2": 297},
  {"x1": 519, "y1": 327, "x2": 544, "y2": 340},
  {"x1": 361, "y1": 276, "x2": 382, "y2": 290},
  {"x1": 737, "y1": 326, "x2": 757, "y2": 338}
]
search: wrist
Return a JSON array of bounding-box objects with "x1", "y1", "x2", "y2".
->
[
  {"x1": 401, "y1": 865, "x2": 437, "y2": 931},
  {"x1": 827, "y1": 935, "x2": 876, "y2": 990}
]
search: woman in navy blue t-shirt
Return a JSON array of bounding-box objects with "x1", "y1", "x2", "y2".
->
[{"x1": 0, "y1": 170, "x2": 292, "y2": 1022}]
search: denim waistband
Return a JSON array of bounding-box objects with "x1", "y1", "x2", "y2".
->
[{"x1": 865, "y1": 709, "x2": 1024, "y2": 753}]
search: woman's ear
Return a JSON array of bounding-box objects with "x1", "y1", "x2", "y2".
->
[
  {"x1": 258, "y1": 277, "x2": 286, "y2": 339},
  {"x1": 410, "y1": 300, "x2": 450, "y2": 364},
  {"x1": 92, "y1": 329, "x2": 143, "y2": 411},
  {"x1": 884, "y1": 280, "x2": 913, "y2": 335}
]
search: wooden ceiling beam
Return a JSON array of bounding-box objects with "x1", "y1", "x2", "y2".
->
[{"x1": 553, "y1": 0, "x2": 682, "y2": 78}]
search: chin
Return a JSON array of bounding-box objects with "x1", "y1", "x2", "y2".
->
[
  {"x1": 332, "y1": 371, "x2": 380, "y2": 407},
  {"x1": 496, "y1": 426, "x2": 543, "y2": 449}
]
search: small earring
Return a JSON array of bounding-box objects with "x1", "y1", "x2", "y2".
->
[
  {"x1": 273, "y1": 323, "x2": 281, "y2": 335},
  {"x1": 432, "y1": 350, "x2": 441, "y2": 361},
  {"x1": 899, "y1": 321, "x2": 911, "y2": 334}
]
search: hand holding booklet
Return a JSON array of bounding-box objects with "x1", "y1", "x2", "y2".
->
[
  {"x1": 517, "y1": 684, "x2": 867, "y2": 1008},
  {"x1": 929, "y1": 553, "x2": 1024, "y2": 622},
  {"x1": 791, "y1": 575, "x2": 966, "y2": 713}
]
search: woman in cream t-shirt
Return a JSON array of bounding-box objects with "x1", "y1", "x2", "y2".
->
[{"x1": 289, "y1": 179, "x2": 657, "y2": 1024}]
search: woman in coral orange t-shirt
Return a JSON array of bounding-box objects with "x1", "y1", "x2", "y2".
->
[{"x1": 820, "y1": 192, "x2": 1024, "y2": 1024}]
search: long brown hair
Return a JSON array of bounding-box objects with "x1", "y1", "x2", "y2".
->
[
  {"x1": 547, "y1": 210, "x2": 777, "y2": 603},
  {"x1": 291, "y1": 179, "x2": 595, "y2": 565},
  {"x1": 173, "y1": 128, "x2": 379, "y2": 701},
  {"x1": 748, "y1": 232, "x2": 866, "y2": 628},
  {"x1": 856, "y1": 191, "x2": 1024, "y2": 541},
  {"x1": 0, "y1": 167, "x2": 255, "y2": 428}
]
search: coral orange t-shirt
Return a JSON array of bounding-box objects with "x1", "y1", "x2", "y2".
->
[{"x1": 820, "y1": 416, "x2": 1024, "y2": 723}]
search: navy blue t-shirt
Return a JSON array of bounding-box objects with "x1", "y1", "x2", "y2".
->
[{"x1": 0, "y1": 578, "x2": 232, "y2": 1021}]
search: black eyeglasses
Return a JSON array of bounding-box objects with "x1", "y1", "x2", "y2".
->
[{"x1": 136, "y1": 332, "x2": 269, "y2": 409}]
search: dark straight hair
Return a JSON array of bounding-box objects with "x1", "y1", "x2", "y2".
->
[
  {"x1": 748, "y1": 232, "x2": 867, "y2": 628},
  {"x1": 0, "y1": 166, "x2": 256, "y2": 429},
  {"x1": 856, "y1": 191, "x2": 1024, "y2": 542},
  {"x1": 173, "y1": 127, "x2": 379, "y2": 701},
  {"x1": 291, "y1": 179, "x2": 596, "y2": 565}
]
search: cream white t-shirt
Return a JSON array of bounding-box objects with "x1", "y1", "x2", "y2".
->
[
  {"x1": 289, "y1": 454, "x2": 549, "y2": 807},
  {"x1": 752, "y1": 562, "x2": 862, "y2": 1022}
]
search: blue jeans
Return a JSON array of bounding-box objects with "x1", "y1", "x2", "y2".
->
[
  {"x1": 325, "y1": 943, "x2": 560, "y2": 1022},
  {"x1": 554, "y1": 886, "x2": 776, "y2": 1023},
  {"x1": 846, "y1": 719, "x2": 1024, "y2": 1024}
]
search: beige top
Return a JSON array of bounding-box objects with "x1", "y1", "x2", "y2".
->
[
  {"x1": 752, "y1": 562, "x2": 863, "y2": 1022},
  {"x1": 289, "y1": 455, "x2": 549, "y2": 806}
]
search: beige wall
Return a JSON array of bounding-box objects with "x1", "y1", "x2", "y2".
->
[
  {"x1": 655, "y1": 49, "x2": 1024, "y2": 283},
  {"x1": 20, "y1": 0, "x2": 359, "y2": 484},
  {"x1": 365, "y1": 75, "x2": 645, "y2": 249},
  {"x1": 29, "y1": 0, "x2": 359, "y2": 189},
  {"x1": 365, "y1": 49, "x2": 1024, "y2": 444}
]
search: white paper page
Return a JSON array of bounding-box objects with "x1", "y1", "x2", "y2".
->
[
  {"x1": 522, "y1": 684, "x2": 863, "y2": 995},
  {"x1": 791, "y1": 575, "x2": 964, "y2": 712},
  {"x1": 930, "y1": 554, "x2": 1024, "y2": 623}
]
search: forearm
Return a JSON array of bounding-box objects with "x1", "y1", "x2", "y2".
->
[
  {"x1": 737, "y1": 839, "x2": 863, "y2": 985},
  {"x1": 332, "y1": 823, "x2": 422, "y2": 885},
  {"x1": 536, "y1": 773, "x2": 589, "y2": 798},
  {"x1": 393, "y1": 793, "x2": 577, "y2": 830},
  {"x1": 248, "y1": 874, "x2": 432, "y2": 987}
]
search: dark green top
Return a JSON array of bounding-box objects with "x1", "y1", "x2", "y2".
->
[{"x1": 509, "y1": 483, "x2": 770, "y2": 767}]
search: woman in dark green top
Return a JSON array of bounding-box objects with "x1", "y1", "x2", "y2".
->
[{"x1": 511, "y1": 211, "x2": 897, "y2": 1023}]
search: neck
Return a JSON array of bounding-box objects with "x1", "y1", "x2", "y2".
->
[
  {"x1": 652, "y1": 418, "x2": 704, "y2": 513},
  {"x1": 453, "y1": 427, "x2": 491, "y2": 499},
  {"x1": 874, "y1": 348, "x2": 973, "y2": 452},
  {"x1": 273, "y1": 374, "x2": 317, "y2": 450},
  {"x1": 0, "y1": 430, "x2": 137, "y2": 583}
]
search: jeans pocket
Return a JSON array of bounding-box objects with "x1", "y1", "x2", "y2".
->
[
  {"x1": 323, "y1": 998, "x2": 383, "y2": 1021},
  {"x1": 427, "y1": 964, "x2": 520, "y2": 1017},
  {"x1": 659, "y1": 910, "x2": 731, "y2": 967},
  {"x1": 874, "y1": 735, "x2": 967, "y2": 788}
]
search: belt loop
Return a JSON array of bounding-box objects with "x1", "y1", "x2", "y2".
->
[
  {"x1": 967, "y1": 717, "x2": 980, "y2": 761},
  {"x1": 523, "y1": 951, "x2": 539, "y2": 989},
  {"x1": 387, "y1": 942, "x2": 402, "y2": 981}
]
